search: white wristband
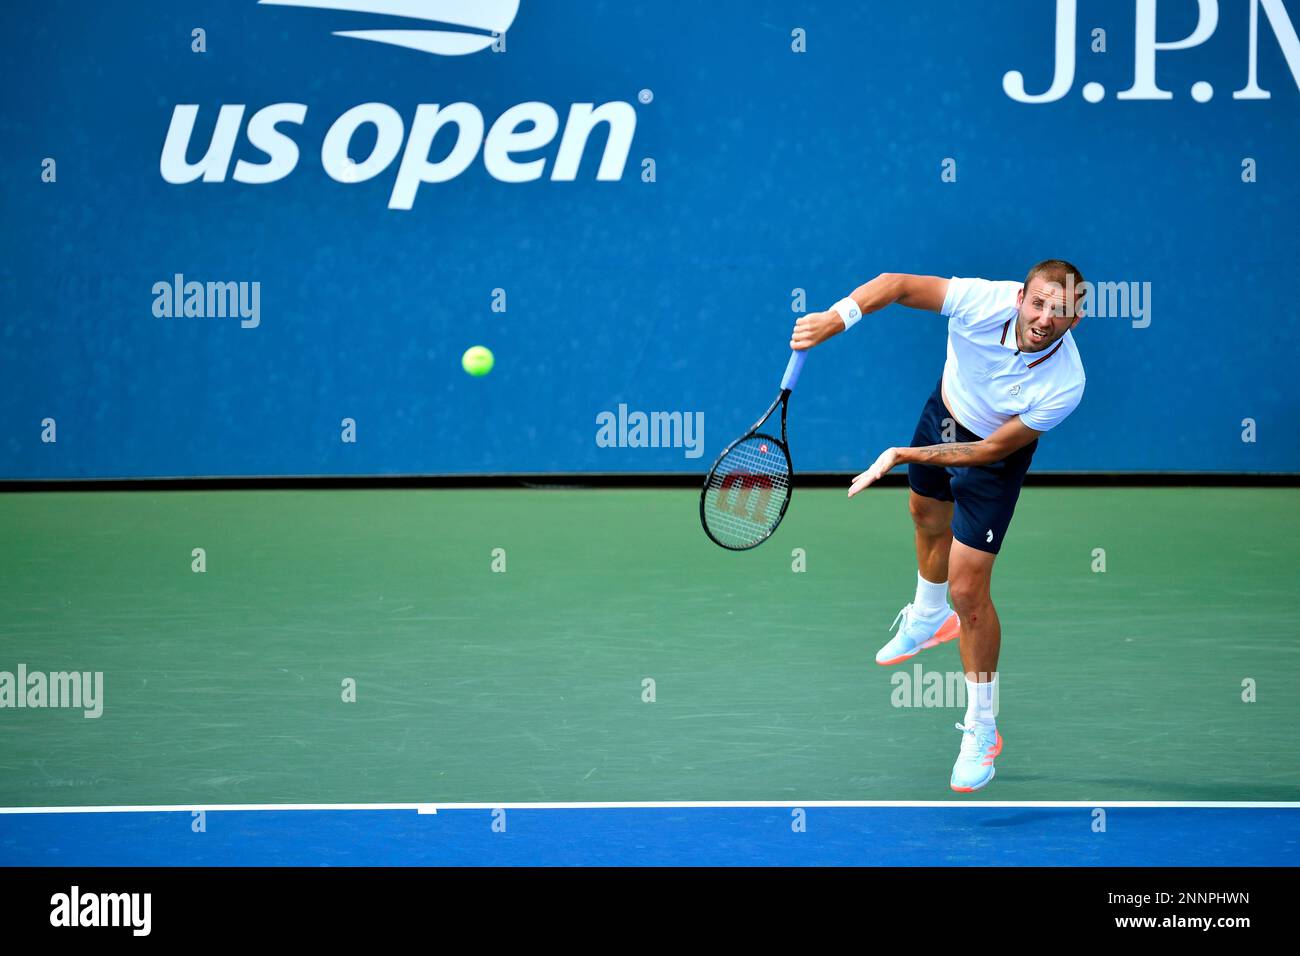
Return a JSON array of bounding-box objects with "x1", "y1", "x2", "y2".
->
[{"x1": 832, "y1": 297, "x2": 864, "y2": 331}]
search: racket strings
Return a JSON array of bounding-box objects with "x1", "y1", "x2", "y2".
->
[{"x1": 702, "y1": 436, "x2": 791, "y2": 549}]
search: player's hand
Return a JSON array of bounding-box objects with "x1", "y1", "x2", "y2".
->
[
  {"x1": 790, "y1": 311, "x2": 843, "y2": 350},
  {"x1": 848, "y1": 447, "x2": 900, "y2": 497}
]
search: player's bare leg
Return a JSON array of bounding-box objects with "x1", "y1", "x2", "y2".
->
[
  {"x1": 948, "y1": 541, "x2": 1000, "y2": 676},
  {"x1": 947, "y1": 539, "x2": 1002, "y2": 790},
  {"x1": 909, "y1": 490, "x2": 953, "y2": 583},
  {"x1": 875, "y1": 491, "x2": 960, "y2": 665}
]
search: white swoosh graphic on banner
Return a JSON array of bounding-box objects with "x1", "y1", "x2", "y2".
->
[
  {"x1": 258, "y1": 0, "x2": 519, "y2": 54},
  {"x1": 332, "y1": 29, "x2": 497, "y2": 55}
]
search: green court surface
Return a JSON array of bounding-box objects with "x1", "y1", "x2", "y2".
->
[{"x1": 1, "y1": 487, "x2": 1296, "y2": 808}]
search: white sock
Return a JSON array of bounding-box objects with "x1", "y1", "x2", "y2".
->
[
  {"x1": 913, "y1": 572, "x2": 949, "y2": 616},
  {"x1": 964, "y1": 675, "x2": 998, "y2": 728}
]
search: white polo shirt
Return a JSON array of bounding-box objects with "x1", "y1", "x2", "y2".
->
[{"x1": 940, "y1": 277, "x2": 1085, "y2": 438}]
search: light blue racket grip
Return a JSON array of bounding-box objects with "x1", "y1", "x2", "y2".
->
[{"x1": 780, "y1": 350, "x2": 807, "y2": 391}]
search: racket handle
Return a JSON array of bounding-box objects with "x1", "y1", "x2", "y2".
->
[{"x1": 780, "y1": 350, "x2": 807, "y2": 391}]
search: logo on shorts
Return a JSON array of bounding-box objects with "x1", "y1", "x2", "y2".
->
[
  {"x1": 986, "y1": 529, "x2": 994, "y2": 543},
  {"x1": 1009, "y1": 384, "x2": 1021, "y2": 395}
]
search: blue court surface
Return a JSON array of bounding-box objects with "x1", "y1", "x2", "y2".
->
[{"x1": 2, "y1": 805, "x2": 1296, "y2": 866}]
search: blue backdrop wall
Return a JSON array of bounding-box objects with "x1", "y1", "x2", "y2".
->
[{"x1": 2, "y1": 0, "x2": 1297, "y2": 477}]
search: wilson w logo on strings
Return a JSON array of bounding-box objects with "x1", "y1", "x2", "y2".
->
[{"x1": 719, "y1": 472, "x2": 775, "y2": 520}]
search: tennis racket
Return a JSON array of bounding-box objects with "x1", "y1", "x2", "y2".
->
[{"x1": 700, "y1": 350, "x2": 807, "y2": 550}]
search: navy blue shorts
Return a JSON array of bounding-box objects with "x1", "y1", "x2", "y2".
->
[{"x1": 907, "y1": 381, "x2": 1037, "y2": 555}]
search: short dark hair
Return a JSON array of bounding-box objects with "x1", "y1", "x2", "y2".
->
[{"x1": 1025, "y1": 259, "x2": 1085, "y2": 296}]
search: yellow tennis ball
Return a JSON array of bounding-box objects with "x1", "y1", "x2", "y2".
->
[{"x1": 461, "y1": 345, "x2": 494, "y2": 377}]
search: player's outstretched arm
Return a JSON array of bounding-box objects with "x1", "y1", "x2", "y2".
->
[
  {"x1": 790, "y1": 274, "x2": 950, "y2": 350},
  {"x1": 847, "y1": 417, "x2": 1042, "y2": 497}
]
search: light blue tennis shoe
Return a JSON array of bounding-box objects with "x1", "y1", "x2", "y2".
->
[
  {"x1": 875, "y1": 603, "x2": 961, "y2": 666},
  {"x1": 950, "y1": 721, "x2": 1003, "y2": 792}
]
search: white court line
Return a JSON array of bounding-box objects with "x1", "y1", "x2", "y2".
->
[{"x1": 0, "y1": 801, "x2": 1298, "y2": 815}]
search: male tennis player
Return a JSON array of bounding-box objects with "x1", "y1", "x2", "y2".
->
[{"x1": 789, "y1": 262, "x2": 1086, "y2": 791}]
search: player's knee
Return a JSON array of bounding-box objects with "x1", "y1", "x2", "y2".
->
[{"x1": 948, "y1": 574, "x2": 988, "y2": 614}]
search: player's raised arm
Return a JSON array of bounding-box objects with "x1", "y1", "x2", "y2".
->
[{"x1": 790, "y1": 274, "x2": 950, "y2": 350}]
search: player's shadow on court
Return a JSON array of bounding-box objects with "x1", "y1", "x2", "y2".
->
[{"x1": 974, "y1": 810, "x2": 1077, "y2": 829}]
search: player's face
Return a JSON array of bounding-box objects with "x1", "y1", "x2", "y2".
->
[{"x1": 1015, "y1": 281, "x2": 1082, "y2": 352}]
